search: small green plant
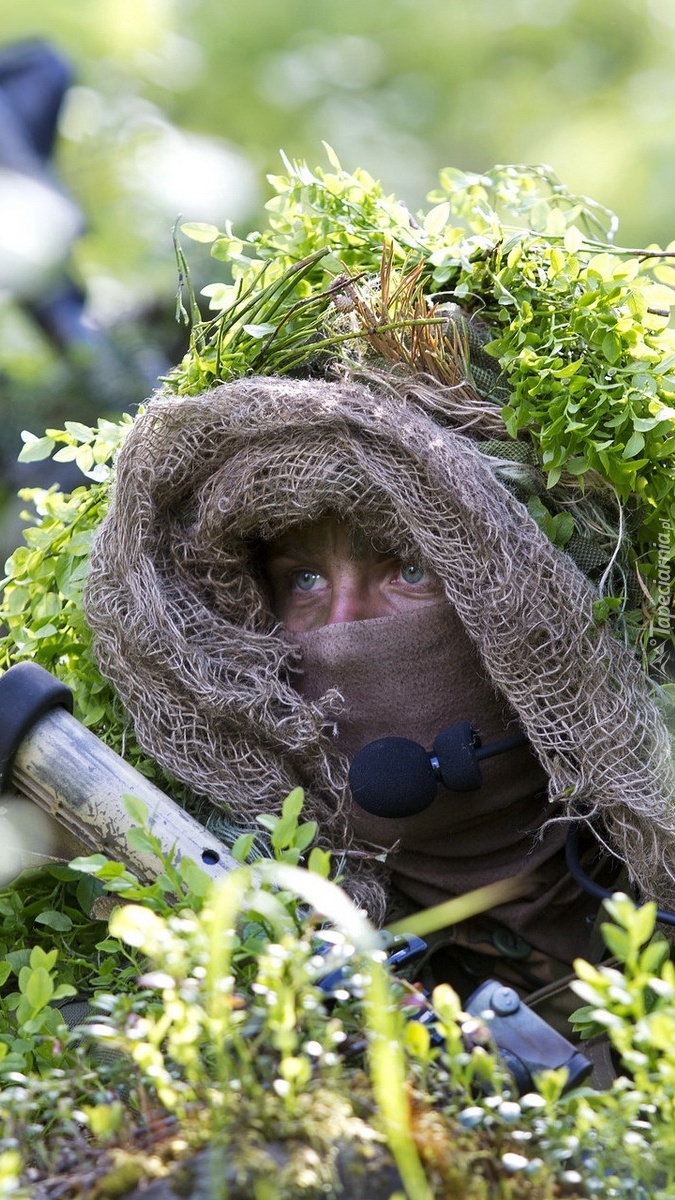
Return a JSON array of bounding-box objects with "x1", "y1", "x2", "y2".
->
[
  {"x1": 570, "y1": 894, "x2": 675, "y2": 1122},
  {"x1": 0, "y1": 419, "x2": 134, "y2": 772},
  {"x1": 0, "y1": 477, "x2": 111, "y2": 726},
  {"x1": 542, "y1": 893, "x2": 675, "y2": 1196},
  {"x1": 244, "y1": 785, "x2": 331, "y2": 877},
  {"x1": 5, "y1": 791, "x2": 675, "y2": 1197},
  {"x1": 0, "y1": 860, "x2": 136, "y2": 1078},
  {"x1": 0, "y1": 945, "x2": 76, "y2": 1075},
  {"x1": 83, "y1": 849, "x2": 433, "y2": 1199}
]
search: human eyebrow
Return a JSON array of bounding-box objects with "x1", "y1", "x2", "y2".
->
[{"x1": 263, "y1": 543, "x2": 318, "y2": 566}]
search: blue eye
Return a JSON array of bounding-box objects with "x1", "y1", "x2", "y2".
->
[
  {"x1": 399, "y1": 564, "x2": 426, "y2": 585},
  {"x1": 292, "y1": 570, "x2": 324, "y2": 592}
]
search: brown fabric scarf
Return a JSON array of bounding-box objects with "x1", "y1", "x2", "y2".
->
[{"x1": 293, "y1": 604, "x2": 600, "y2": 966}]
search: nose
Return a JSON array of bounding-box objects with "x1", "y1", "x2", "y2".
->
[
  {"x1": 325, "y1": 584, "x2": 371, "y2": 625},
  {"x1": 325, "y1": 572, "x2": 378, "y2": 625}
]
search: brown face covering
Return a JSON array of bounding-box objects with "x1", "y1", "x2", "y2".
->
[
  {"x1": 292, "y1": 602, "x2": 523, "y2": 759},
  {"x1": 292, "y1": 604, "x2": 598, "y2": 966}
]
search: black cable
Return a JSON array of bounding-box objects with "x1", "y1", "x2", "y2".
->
[{"x1": 565, "y1": 822, "x2": 675, "y2": 927}]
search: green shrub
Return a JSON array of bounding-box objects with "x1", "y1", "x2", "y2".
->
[{"x1": 1, "y1": 801, "x2": 675, "y2": 1197}]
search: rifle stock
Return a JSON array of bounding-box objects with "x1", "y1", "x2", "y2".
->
[{"x1": 0, "y1": 663, "x2": 238, "y2": 882}]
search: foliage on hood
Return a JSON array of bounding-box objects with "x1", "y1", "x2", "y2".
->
[{"x1": 167, "y1": 148, "x2": 674, "y2": 671}]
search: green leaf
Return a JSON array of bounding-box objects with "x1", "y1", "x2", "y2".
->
[
  {"x1": 18, "y1": 434, "x2": 55, "y2": 463},
  {"x1": 242, "y1": 322, "x2": 276, "y2": 338},
  {"x1": 282, "y1": 787, "x2": 305, "y2": 821},
  {"x1": 22, "y1": 966, "x2": 54, "y2": 1011},
  {"x1": 231, "y1": 833, "x2": 255, "y2": 863},
  {"x1": 35, "y1": 910, "x2": 73, "y2": 932},
  {"x1": 526, "y1": 496, "x2": 574, "y2": 547},
  {"x1": 622, "y1": 430, "x2": 645, "y2": 459},
  {"x1": 322, "y1": 141, "x2": 342, "y2": 171},
  {"x1": 292, "y1": 821, "x2": 317, "y2": 853},
  {"x1": 551, "y1": 512, "x2": 574, "y2": 546},
  {"x1": 5, "y1": 949, "x2": 30, "y2": 974},
  {"x1": 602, "y1": 897, "x2": 637, "y2": 930},
  {"x1": 95, "y1": 938, "x2": 124, "y2": 953},
  {"x1": 307, "y1": 847, "x2": 332, "y2": 877},
  {"x1": 255, "y1": 814, "x2": 278, "y2": 833},
  {"x1": 97, "y1": 863, "x2": 134, "y2": 882},
  {"x1": 210, "y1": 235, "x2": 245, "y2": 263},
  {"x1": 602, "y1": 330, "x2": 622, "y2": 364},
  {"x1": 627, "y1": 289, "x2": 648, "y2": 320},
  {"x1": 52, "y1": 444, "x2": 80, "y2": 463},
  {"x1": 593, "y1": 596, "x2": 623, "y2": 624},
  {"x1": 178, "y1": 856, "x2": 212, "y2": 897},
  {"x1": 201, "y1": 282, "x2": 238, "y2": 311},
  {"x1": 600, "y1": 923, "x2": 632, "y2": 961},
  {"x1": 639, "y1": 938, "x2": 670, "y2": 975},
  {"x1": 34, "y1": 593, "x2": 62, "y2": 621},
  {"x1": 76, "y1": 875, "x2": 102, "y2": 915},
  {"x1": 277, "y1": 847, "x2": 301, "y2": 865},
  {"x1": 75, "y1": 445, "x2": 95, "y2": 474},
  {"x1": 64, "y1": 421, "x2": 94, "y2": 443},
  {"x1": 423, "y1": 202, "x2": 450, "y2": 237},
  {"x1": 570, "y1": 1003, "x2": 600, "y2": 1033},
  {"x1": 122, "y1": 794, "x2": 149, "y2": 825},
  {"x1": 181, "y1": 221, "x2": 220, "y2": 243},
  {"x1": 69, "y1": 854, "x2": 111, "y2": 874},
  {"x1": 31, "y1": 623, "x2": 59, "y2": 639},
  {"x1": 126, "y1": 825, "x2": 160, "y2": 856},
  {"x1": 553, "y1": 359, "x2": 584, "y2": 378},
  {"x1": 271, "y1": 814, "x2": 297, "y2": 850},
  {"x1": 563, "y1": 225, "x2": 585, "y2": 254},
  {"x1": 545, "y1": 465, "x2": 563, "y2": 488},
  {"x1": 3, "y1": 586, "x2": 31, "y2": 616},
  {"x1": 52, "y1": 984, "x2": 78, "y2": 1002},
  {"x1": 628, "y1": 900, "x2": 657, "y2": 947}
]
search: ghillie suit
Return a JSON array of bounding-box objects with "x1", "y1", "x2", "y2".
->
[{"x1": 83, "y1": 369, "x2": 675, "y2": 939}]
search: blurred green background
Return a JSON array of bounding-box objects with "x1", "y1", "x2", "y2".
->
[{"x1": 1, "y1": 0, "x2": 675, "y2": 495}]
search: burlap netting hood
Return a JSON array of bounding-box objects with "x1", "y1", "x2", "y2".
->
[{"x1": 84, "y1": 374, "x2": 675, "y2": 923}]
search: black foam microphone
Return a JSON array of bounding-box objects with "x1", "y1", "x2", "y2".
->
[{"x1": 348, "y1": 720, "x2": 529, "y2": 818}]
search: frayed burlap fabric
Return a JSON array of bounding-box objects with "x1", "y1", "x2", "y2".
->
[{"x1": 84, "y1": 374, "x2": 675, "y2": 922}]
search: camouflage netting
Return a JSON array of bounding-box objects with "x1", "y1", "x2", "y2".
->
[{"x1": 83, "y1": 373, "x2": 675, "y2": 922}]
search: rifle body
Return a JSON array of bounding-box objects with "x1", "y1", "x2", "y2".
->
[{"x1": 0, "y1": 662, "x2": 237, "y2": 882}]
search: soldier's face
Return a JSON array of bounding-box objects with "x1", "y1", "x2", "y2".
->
[{"x1": 263, "y1": 518, "x2": 445, "y2": 632}]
